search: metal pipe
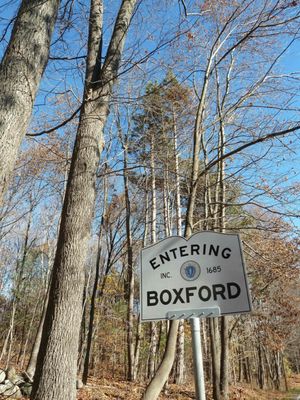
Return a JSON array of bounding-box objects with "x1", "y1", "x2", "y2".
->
[{"x1": 190, "y1": 317, "x2": 206, "y2": 400}]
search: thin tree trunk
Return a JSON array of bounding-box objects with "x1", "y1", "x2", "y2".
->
[
  {"x1": 143, "y1": 320, "x2": 179, "y2": 400},
  {"x1": 120, "y1": 127, "x2": 136, "y2": 381},
  {"x1": 2, "y1": 301, "x2": 16, "y2": 368},
  {"x1": 258, "y1": 343, "x2": 265, "y2": 389},
  {"x1": 216, "y1": 59, "x2": 232, "y2": 400},
  {"x1": 220, "y1": 316, "x2": 229, "y2": 399},
  {"x1": 31, "y1": 1, "x2": 136, "y2": 399},
  {"x1": 17, "y1": 303, "x2": 30, "y2": 364},
  {"x1": 210, "y1": 318, "x2": 221, "y2": 400},
  {"x1": 20, "y1": 296, "x2": 41, "y2": 369},
  {"x1": 26, "y1": 292, "x2": 49, "y2": 380},
  {"x1": 148, "y1": 130, "x2": 158, "y2": 379},
  {"x1": 173, "y1": 114, "x2": 185, "y2": 384},
  {"x1": 281, "y1": 352, "x2": 288, "y2": 392}
]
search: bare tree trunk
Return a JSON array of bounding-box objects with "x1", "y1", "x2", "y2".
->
[
  {"x1": 119, "y1": 126, "x2": 136, "y2": 381},
  {"x1": 20, "y1": 296, "x2": 41, "y2": 369},
  {"x1": 173, "y1": 115, "x2": 185, "y2": 384},
  {"x1": 257, "y1": 343, "x2": 265, "y2": 389},
  {"x1": 133, "y1": 184, "x2": 150, "y2": 381},
  {"x1": 210, "y1": 318, "x2": 221, "y2": 400},
  {"x1": 220, "y1": 317, "x2": 229, "y2": 399},
  {"x1": 216, "y1": 59, "x2": 232, "y2": 400},
  {"x1": 26, "y1": 291, "x2": 49, "y2": 380},
  {"x1": 82, "y1": 164, "x2": 107, "y2": 385},
  {"x1": 1, "y1": 300, "x2": 16, "y2": 368},
  {"x1": 143, "y1": 320, "x2": 179, "y2": 400},
  {"x1": 132, "y1": 318, "x2": 142, "y2": 381},
  {"x1": 0, "y1": 0, "x2": 60, "y2": 205},
  {"x1": 281, "y1": 352, "x2": 288, "y2": 392},
  {"x1": 148, "y1": 130, "x2": 158, "y2": 379},
  {"x1": 31, "y1": 1, "x2": 136, "y2": 399}
]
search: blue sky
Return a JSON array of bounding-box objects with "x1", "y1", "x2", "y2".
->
[{"x1": 1, "y1": 0, "x2": 299, "y2": 236}]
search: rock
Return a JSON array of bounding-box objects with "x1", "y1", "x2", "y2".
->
[
  {"x1": 76, "y1": 378, "x2": 84, "y2": 389},
  {"x1": 0, "y1": 380, "x2": 22, "y2": 398},
  {"x1": 11, "y1": 373, "x2": 25, "y2": 385},
  {"x1": 20, "y1": 382, "x2": 33, "y2": 397},
  {"x1": 0, "y1": 369, "x2": 5, "y2": 384},
  {"x1": 6, "y1": 366, "x2": 17, "y2": 382}
]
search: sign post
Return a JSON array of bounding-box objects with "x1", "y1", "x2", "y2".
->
[
  {"x1": 191, "y1": 317, "x2": 206, "y2": 400},
  {"x1": 140, "y1": 232, "x2": 252, "y2": 399}
]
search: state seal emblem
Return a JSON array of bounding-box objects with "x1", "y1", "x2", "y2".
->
[{"x1": 180, "y1": 260, "x2": 201, "y2": 281}]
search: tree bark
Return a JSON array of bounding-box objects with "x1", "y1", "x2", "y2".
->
[
  {"x1": 210, "y1": 318, "x2": 221, "y2": 400},
  {"x1": 220, "y1": 316, "x2": 229, "y2": 400},
  {"x1": 173, "y1": 116, "x2": 185, "y2": 384},
  {"x1": 31, "y1": 1, "x2": 136, "y2": 399},
  {"x1": 26, "y1": 291, "x2": 49, "y2": 380},
  {"x1": 0, "y1": 0, "x2": 60, "y2": 205},
  {"x1": 120, "y1": 129, "x2": 135, "y2": 381},
  {"x1": 143, "y1": 320, "x2": 179, "y2": 400},
  {"x1": 148, "y1": 130, "x2": 158, "y2": 379},
  {"x1": 82, "y1": 165, "x2": 108, "y2": 385}
]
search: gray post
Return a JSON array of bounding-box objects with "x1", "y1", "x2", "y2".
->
[{"x1": 190, "y1": 317, "x2": 206, "y2": 400}]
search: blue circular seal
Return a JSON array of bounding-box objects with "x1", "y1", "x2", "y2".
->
[{"x1": 180, "y1": 260, "x2": 201, "y2": 281}]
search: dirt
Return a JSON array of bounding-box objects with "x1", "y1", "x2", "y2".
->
[
  {"x1": 76, "y1": 375, "x2": 300, "y2": 400},
  {"x1": 2, "y1": 372, "x2": 299, "y2": 399}
]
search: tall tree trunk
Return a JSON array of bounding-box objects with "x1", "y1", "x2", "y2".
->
[
  {"x1": 143, "y1": 51, "x2": 212, "y2": 400},
  {"x1": 26, "y1": 291, "x2": 49, "y2": 380},
  {"x1": 132, "y1": 319, "x2": 142, "y2": 381},
  {"x1": 82, "y1": 164, "x2": 108, "y2": 385},
  {"x1": 216, "y1": 59, "x2": 232, "y2": 400},
  {"x1": 119, "y1": 127, "x2": 135, "y2": 381},
  {"x1": 31, "y1": 1, "x2": 136, "y2": 399},
  {"x1": 143, "y1": 320, "x2": 179, "y2": 400},
  {"x1": 0, "y1": 0, "x2": 60, "y2": 205},
  {"x1": 148, "y1": 130, "x2": 158, "y2": 379},
  {"x1": 20, "y1": 295, "x2": 41, "y2": 369},
  {"x1": 210, "y1": 318, "x2": 221, "y2": 400},
  {"x1": 220, "y1": 317, "x2": 229, "y2": 399},
  {"x1": 173, "y1": 114, "x2": 185, "y2": 384},
  {"x1": 257, "y1": 343, "x2": 265, "y2": 389}
]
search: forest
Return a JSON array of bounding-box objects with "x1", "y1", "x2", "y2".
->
[{"x1": 0, "y1": 0, "x2": 299, "y2": 399}]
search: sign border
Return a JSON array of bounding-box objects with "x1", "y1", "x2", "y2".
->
[{"x1": 140, "y1": 231, "x2": 252, "y2": 321}]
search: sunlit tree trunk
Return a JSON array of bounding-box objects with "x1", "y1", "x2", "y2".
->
[
  {"x1": 148, "y1": 130, "x2": 159, "y2": 379},
  {"x1": 119, "y1": 124, "x2": 136, "y2": 381},
  {"x1": 82, "y1": 164, "x2": 108, "y2": 385},
  {"x1": 31, "y1": 1, "x2": 136, "y2": 399},
  {"x1": 0, "y1": 0, "x2": 60, "y2": 205},
  {"x1": 173, "y1": 113, "x2": 185, "y2": 384}
]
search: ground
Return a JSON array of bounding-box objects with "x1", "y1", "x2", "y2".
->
[
  {"x1": 76, "y1": 374, "x2": 300, "y2": 400},
  {"x1": 1, "y1": 370, "x2": 299, "y2": 399}
]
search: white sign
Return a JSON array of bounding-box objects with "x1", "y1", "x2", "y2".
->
[{"x1": 140, "y1": 232, "x2": 252, "y2": 321}]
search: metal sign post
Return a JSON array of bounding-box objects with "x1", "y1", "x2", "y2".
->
[
  {"x1": 167, "y1": 308, "x2": 220, "y2": 400},
  {"x1": 190, "y1": 317, "x2": 206, "y2": 400}
]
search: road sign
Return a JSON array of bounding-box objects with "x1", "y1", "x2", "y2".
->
[{"x1": 140, "y1": 231, "x2": 251, "y2": 321}]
